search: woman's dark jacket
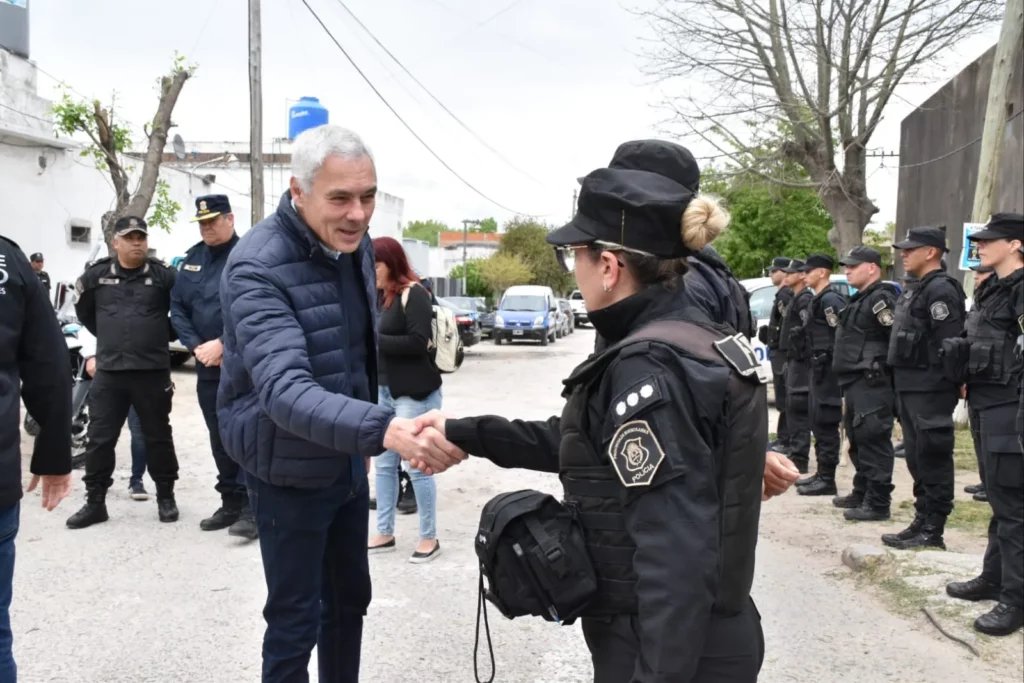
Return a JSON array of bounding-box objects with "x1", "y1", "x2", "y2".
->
[{"x1": 378, "y1": 283, "x2": 442, "y2": 399}]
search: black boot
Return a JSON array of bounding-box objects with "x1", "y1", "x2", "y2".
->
[
  {"x1": 973, "y1": 489, "x2": 988, "y2": 502},
  {"x1": 66, "y1": 491, "x2": 109, "y2": 529},
  {"x1": 893, "y1": 442, "x2": 905, "y2": 459},
  {"x1": 156, "y1": 482, "x2": 179, "y2": 523},
  {"x1": 884, "y1": 523, "x2": 945, "y2": 550},
  {"x1": 881, "y1": 515, "x2": 925, "y2": 546},
  {"x1": 964, "y1": 483, "x2": 984, "y2": 495},
  {"x1": 396, "y1": 471, "x2": 417, "y2": 515},
  {"x1": 832, "y1": 493, "x2": 863, "y2": 509},
  {"x1": 796, "y1": 472, "x2": 819, "y2": 487},
  {"x1": 798, "y1": 476, "x2": 837, "y2": 496},
  {"x1": 946, "y1": 576, "x2": 1001, "y2": 602},
  {"x1": 228, "y1": 503, "x2": 259, "y2": 540},
  {"x1": 844, "y1": 504, "x2": 891, "y2": 522},
  {"x1": 200, "y1": 497, "x2": 243, "y2": 531},
  {"x1": 974, "y1": 603, "x2": 1024, "y2": 636}
]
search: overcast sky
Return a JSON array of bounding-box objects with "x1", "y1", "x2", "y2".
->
[{"x1": 27, "y1": 0, "x2": 1000, "y2": 232}]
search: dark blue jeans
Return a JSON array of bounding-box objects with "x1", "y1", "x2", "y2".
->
[
  {"x1": 245, "y1": 461, "x2": 370, "y2": 683},
  {"x1": 0, "y1": 502, "x2": 20, "y2": 682},
  {"x1": 126, "y1": 405, "x2": 147, "y2": 486}
]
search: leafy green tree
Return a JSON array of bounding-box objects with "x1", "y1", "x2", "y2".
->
[
  {"x1": 448, "y1": 260, "x2": 492, "y2": 298},
  {"x1": 498, "y1": 218, "x2": 574, "y2": 294},
  {"x1": 402, "y1": 219, "x2": 449, "y2": 246},
  {"x1": 476, "y1": 217, "x2": 498, "y2": 234},
  {"x1": 862, "y1": 222, "x2": 896, "y2": 272},
  {"x1": 479, "y1": 253, "x2": 533, "y2": 299}
]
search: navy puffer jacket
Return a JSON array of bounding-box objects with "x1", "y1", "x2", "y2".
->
[{"x1": 217, "y1": 192, "x2": 395, "y2": 488}]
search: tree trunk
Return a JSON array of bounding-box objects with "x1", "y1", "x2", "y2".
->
[{"x1": 820, "y1": 177, "x2": 878, "y2": 258}]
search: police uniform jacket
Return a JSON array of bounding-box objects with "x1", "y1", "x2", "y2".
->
[
  {"x1": 446, "y1": 284, "x2": 766, "y2": 681},
  {"x1": 806, "y1": 283, "x2": 847, "y2": 399},
  {"x1": 38, "y1": 270, "x2": 51, "y2": 292},
  {"x1": 75, "y1": 256, "x2": 178, "y2": 372},
  {"x1": 886, "y1": 268, "x2": 965, "y2": 393},
  {"x1": 781, "y1": 287, "x2": 813, "y2": 391},
  {"x1": 766, "y1": 285, "x2": 793, "y2": 351},
  {"x1": 964, "y1": 267, "x2": 1024, "y2": 411},
  {"x1": 0, "y1": 236, "x2": 72, "y2": 508},
  {"x1": 170, "y1": 234, "x2": 239, "y2": 380},
  {"x1": 832, "y1": 280, "x2": 899, "y2": 386}
]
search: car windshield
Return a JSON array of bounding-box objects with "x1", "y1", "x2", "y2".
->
[
  {"x1": 570, "y1": 291, "x2": 584, "y2": 300},
  {"x1": 748, "y1": 285, "x2": 777, "y2": 320},
  {"x1": 500, "y1": 295, "x2": 546, "y2": 311},
  {"x1": 446, "y1": 297, "x2": 477, "y2": 311}
]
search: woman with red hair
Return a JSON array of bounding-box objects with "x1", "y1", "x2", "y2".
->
[{"x1": 369, "y1": 236, "x2": 443, "y2": 562}]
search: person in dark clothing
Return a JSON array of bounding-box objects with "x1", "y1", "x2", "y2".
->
[
  {"x1": 170, "y1": 194, "x2": 256, "y2": 540},
  {"x1": 411, "y1": 161, "x2": 767, "y2": 683},
  {"x1": 29, "y1": 252, "x2": 51, "y2": 299},
  {"x1": 945, "y1": 213, "x2": 1024, "y2": 637},
  {"x1": 761, "y1": 257, "x2": 794, "y2": 453},
  {"x1": 368, "y1": 236, "x2": 443, "y2": 563},
  {"x1": 795, "y1": 254, "x2": 847, "y2": 496},
  {"x1": 67, "y1": 217, "x2": 181, "y2": 529},
  {"x1": 779, "y1": 259, "x2": 813, "y2": 473},
  {"x1": 0, "y1": 235, "x2": 73, "y2": 679},
  {"x1": 831, "y1": 246, "x2": 900, "y2": 520},
  {"x1": 881, "y1": 226, "x2": 966, "y2": 551},
  {"x1": 964, "y1": 264, "x2": 996, "y2": 501}
]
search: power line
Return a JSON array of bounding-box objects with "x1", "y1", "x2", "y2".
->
[
  {"x1": 298, "y1": 0, "x2": 542, "y2": 216},
  {"x1": 865, "y1": 109, "x2": 1024, "y2": 169},
  {"x1": 333, "y1": 0, "x2": 545, "y2": 185}
]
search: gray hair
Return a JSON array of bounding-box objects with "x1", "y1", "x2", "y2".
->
[{"x1": 291, "y1": 124, "x2": 374, "y2": 191}]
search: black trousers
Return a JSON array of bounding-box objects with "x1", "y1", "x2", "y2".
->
[
  {"x1": 785, "y1": 360, "x2": 811, "y2": 465},
  {"x1": 771, "y1": 354, "x2": 790, "y2": 446},
  {"x1": 581, "y1": 601, "x2": 764, "y2": 683},
  {"x1": 843, "y1": 377, "x2": 896, "y2": 508},
  {"x1": 978, "y1": 402, "x2": 1024, "y2": 608},
  {"x1": 83, "y1": 369, "x2": 178, "y2": 495},
  {"x1": 968, "y1": 406, "x2": 986, "y2": 487},
  {"x1": 197, "y1": 379, "x2": 245, "y2": 501},
  {"x1": 809, "y1": 372, "x2": 842, "y2": 479},
  {"x1": 897, "y1": 391, "x2": 958, "y2": 524}
]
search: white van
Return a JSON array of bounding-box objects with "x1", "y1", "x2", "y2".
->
[{"x1": 493, "y1": 285, "x2": 559, "y2": 345}]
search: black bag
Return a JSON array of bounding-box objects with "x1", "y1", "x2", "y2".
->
[{"x1": 471, "y1": 490, "x2": 597, "y2": 683}]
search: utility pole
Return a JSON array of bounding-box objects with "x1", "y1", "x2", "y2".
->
[
  {"x1": 249, "y1": 0, "x2": 265, "y2": 225},
  {"x1": 965, "y1": 0, "x2": 1023, "y2": 298},
  {"x1": 461, "y1": 218, "x2": 482, "y2": 295}
]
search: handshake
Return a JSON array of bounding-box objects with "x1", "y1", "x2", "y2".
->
[{"x1": 382, "y1": 410, "x2": 468, "y2": 475}]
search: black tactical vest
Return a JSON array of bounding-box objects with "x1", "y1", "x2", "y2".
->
[
  {"x1": 833, "y1": 283, "x2": 898, "y2": 375},
  {"x1": 558, "y1": 318, "x2": 766, "y2": 618},
  {"x1": 767, "y1": 287, "x2": 791, "y2": 349},
  {"x1": 807, "y1": 286, "x2": 846, "y2": 355},
  {"x1": 887, "y1": 271, "x2": 964, "y2": 370},
  {"x1": 781, "y1": 288, "x2": 813, "y2": 360},
  {"x1": 965, "y1": 276, "x2": 1021, "y2": 388}
]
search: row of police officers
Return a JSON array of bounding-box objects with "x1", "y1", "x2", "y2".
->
[
  {"x1": 763, "y1": 213, "x2": 1023, "y2": 637},
  {"x1": 66, "y1": 196, "x2": 257, "y2": 540}
]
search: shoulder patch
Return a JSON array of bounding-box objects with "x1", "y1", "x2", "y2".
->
[
  {"x1": 877, "y1": 308, "x2": 894, "y2": 327},
  {"x1": 713, "y1": 333, "x2": 769, "y2": 384},
  {"x1": 608, "y1": 420, "x2": 665, "y2": 488},
  {"x1": 825, "y1": 306, "x2": 838, "y2": 327},
  {"x1": 609, "y1": 374, "x2": 665, "y2": 427},
  {"x1": 777, "y1": 301, "x2": 787, "y2": 316},
  {"x1": 872, "y1": 300, "x2": 887, "y2": 314},
  {"x1": 799, "y1": 308, "x2": 809, "y2": 323},
  {"x1": 930, "y1": 301, "x2": 950, "y2": 321}
]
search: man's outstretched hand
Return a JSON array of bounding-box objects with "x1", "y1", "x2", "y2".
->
[
  {"x1": 26, "y1": 474, "x2": 73, "y2": 511},
  {"x1": 763, "y1": 451, "x2": 801, "y2": 501},
  {"x1": 383, "y1": 416, "x2": 466, "y2": 475}
]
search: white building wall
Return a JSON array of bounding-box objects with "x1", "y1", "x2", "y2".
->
[{"x1": 440, "y1": 244, "x2": 498, "y2": 275}]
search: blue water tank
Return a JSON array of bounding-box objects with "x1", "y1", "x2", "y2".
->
[{"x1": 288, "y1": 97, "x2": 329, "y2": 140}]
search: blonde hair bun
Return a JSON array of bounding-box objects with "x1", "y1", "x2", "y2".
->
[{"x1": 681, "y1": 195, "x2": 729, "y2": 250}]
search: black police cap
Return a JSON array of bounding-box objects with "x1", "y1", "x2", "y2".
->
[
  {"x1": 607, "y1": 139, "x2": 700, "y2": 193},
  {"x1": 893, "y1": 226, "x2": 948, "y2": 252},
  {"x1": 29, "y1": 252, "x2": 43, "y2": 262},
  {"x1": 548, "y1": 167, "x2": 696, "y2": 259},
  {"x1": 191, "y1": 194, "x2": 233, "y2": 223},
  {"x1": 769, "y1": 256, "x2": 791, "y2": 271},
  {"x1": 114, "y1": 215, "x2": 148, "y2": 236},
  {"x1": 782, "y1": 258, "x2": 805, "y2": 274},
  {"x1": 838, "y1": 246, "x2": 881, "y2": 267},
  {"x1": 967, "y1": 212, "x2": 1024, "y2": 243},
  {"x1": 801, "y1": 253, "x2": 835, "y2": 272}
]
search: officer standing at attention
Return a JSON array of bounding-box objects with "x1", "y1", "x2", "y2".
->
[
  {"x1": 831, "y1": 247, "x2": 900, "y2": 520},
  {"x1": 67, "y1": 217, "x2": 181, "y2": 529},
  {"x1": 761, "y1": 257, "x2": 794, "y2": 453},
  {"x1": 29, "y1": 253, "x2": 51, "y2": 297},
  {"x1": 414, "y1": 162, "x2": 767, "y2": 682},
  {"x1": 779, "y1": 259, "x2": 813, "y2": 473},
  {"x1": 965, "y1": 264, "x2": 997, "y2": 502},
  {"x1": 881, "y1": 226, "x2": 965, "y2": 550},
  {"x1": 794, "y1": 254, "x2": 846, "y2": 496},
  {"x1": 170, "y1": 195, "x2": 257, "y2": 540},
  {"x1": 944, "y1": 213, "x2": 1024, "y2": 636}
]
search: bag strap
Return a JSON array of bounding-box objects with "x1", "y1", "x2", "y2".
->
[
  {"x1": 523, "y1": 515, "x2": 570, "y2": 578},
  {"x1": 473, "y1": 572, "x2": 496, "y2": 683}
]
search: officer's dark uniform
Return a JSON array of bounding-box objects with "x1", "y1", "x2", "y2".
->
[
  {"x1": 450, "y1": 163, "x2": 767, "y2": 682},
  {"x1": 169, "y1": 195, "x2": 252, "y2": 535},
  {"x1": 966, "y1": 264, "x2": 997, "y2": 501},
  {"x1": 68, "y1": 216, "x2": 180, "y2": 528},
  {"x1": 882, "y1": 227, "x2": 965, "y2": 550},
  {"x1": 944, "y1": 213, "x2": 1024, "y2": 636},
  {"x1": 761, "y1": 257, "x2": 794, "y2": 450},
  {"x1": 797, "y1": 254, "x2": 847, "y2": 496},
  {"x1": 832, "y1": 247, "x2": 900, "y2": 519},
  {"x1": 29, "y1": 252, "x2": 51, "y2": 295},
  {"x1": 779, "y1": 260, "x2": 813, "y2": 471}
]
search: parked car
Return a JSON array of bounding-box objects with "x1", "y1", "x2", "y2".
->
[
  {"x1": 557, "y1": 299, "x2": 575, "y2": 337},
  {"x1": 492, "y1": 285, "x2": 559, "y2": 345},
  {"x1": 568, "y1": 289, "x2": 588, "y2": 326},
  {"x1": 479, "y1": 306, "x2": 496, "y2": 339},
  {"x1": 436, "y1": 296, "x2": 482, "y2": 347}
]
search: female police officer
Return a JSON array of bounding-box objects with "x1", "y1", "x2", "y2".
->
[{"x1": 411, "y1": 163, "x2": 766, "y2": 682}]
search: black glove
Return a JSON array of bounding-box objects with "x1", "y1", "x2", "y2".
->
[{"x1": 939, "y1": 337, "x2": 971, "y2": 385}]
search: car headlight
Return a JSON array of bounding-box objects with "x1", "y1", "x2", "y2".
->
[
  {"x1": 533, "y1": 316, "x2": 545, "y2": 327},
  {"x1": 495, "y1": 315, "x2": 504, "y2": 327}
]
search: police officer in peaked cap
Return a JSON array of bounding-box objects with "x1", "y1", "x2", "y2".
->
[
  {"x1": 831, "y1": 246, "x2": 900, "y2": 520},
  {"x1": 761, "y1": 257, "x2": 795, "y2": 453},
  {"x1": 412, "y1": 163, "x2": 768, "y2": 681},
  {"x1": 29, "y1": 252, "x2": 51, "y2": 296},
  {"x1": 944, "y1": 212, "x2": 1024, "y2": 636},
  {"x1": 170, "y1": 195, "x2": 256, "y2": 540},
  {"x1": 68, "y1": 216, "x2": 181, "y2": 528},
  {"x1": 881, "y1": 226, "x2": 966, "y2": 550},
  {"x1": 964, "y1": 264, "x2": 998, "y2": 501},
  {"x1": 779, "y1": 258, "x2": 814, "y2": 473}
]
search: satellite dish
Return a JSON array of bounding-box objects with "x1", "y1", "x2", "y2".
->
[{"x1": 172, "y1": 134, "x2": 187, "y2": 161}]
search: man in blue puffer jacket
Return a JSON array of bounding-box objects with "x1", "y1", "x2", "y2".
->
[{"x1": 217, "y1": 124, "x2": 466, "y2": 683}]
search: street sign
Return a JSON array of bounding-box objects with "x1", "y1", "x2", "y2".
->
[{"x1": 959, "y1": 222, "x2": 986, "y2": 270}]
